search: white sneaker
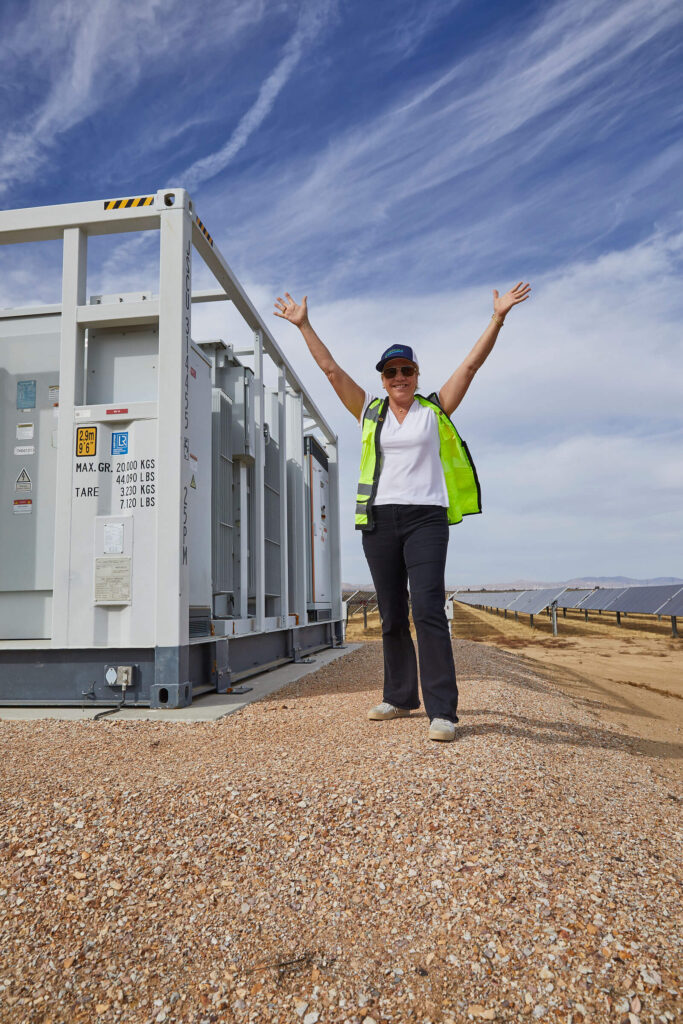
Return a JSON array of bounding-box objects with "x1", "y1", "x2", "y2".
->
[
  {"x1": 368, "y1": 701, "x2": 411, "y2": 721},
  {"x1": 429, "y1": 717, "x2": 456, "y2": 742}
]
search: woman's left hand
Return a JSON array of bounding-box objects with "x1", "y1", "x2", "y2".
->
[{"x1": 493, "y1": 281, "x2": 531, "y2": 319}]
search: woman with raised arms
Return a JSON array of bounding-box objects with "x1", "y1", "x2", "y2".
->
[{"x1": 274, "y1": 283, "x2": 530, "y2": 742}]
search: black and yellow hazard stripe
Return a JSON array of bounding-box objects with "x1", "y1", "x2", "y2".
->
[
  {"x1": 195, "y1": 216, "x2": 214, "y2": 246},
  {"x1": 104, "y1": 195, "x2": 155, "y2": 211}
]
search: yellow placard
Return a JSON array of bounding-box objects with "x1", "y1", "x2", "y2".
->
[{"x1": 76, "y1": 425, "x2": 97, "y2": 457}]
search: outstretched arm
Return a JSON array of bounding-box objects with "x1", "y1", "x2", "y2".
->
[
  {"x1": 274, "y1": 293, "x2": 365, "y2": 421},
  {"x1": 438, "y1": 282, "x2": 531, "y2": 416}
]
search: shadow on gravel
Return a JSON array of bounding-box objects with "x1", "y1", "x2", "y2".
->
[
  {"x1": 460, "y1": 707, "x2": 683, "y2": 765},
  {"x1": 461, "y1": 642, "x2": 667, "y2": 724},
  {"x1": 253, "y1": 643, "x2": 683, "y2": 769},
  {"x1": 256, "y1": 642, "x2": 657, "y2": 724}
]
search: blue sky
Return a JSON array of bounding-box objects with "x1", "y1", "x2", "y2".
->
[{"x1": 1, "y1": 0, "x2": 682, "y2": 584}]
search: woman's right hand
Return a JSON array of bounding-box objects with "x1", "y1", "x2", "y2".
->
[
  {"x1": 274, "y1": 292, "x2": 308, "y2": 328},
  {"x1": 273, "y1": 291, "x2": 365, "y2": 420}
]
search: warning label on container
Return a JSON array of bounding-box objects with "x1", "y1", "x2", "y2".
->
[
  {"x1": 76, "y1": 425, "x2": 97, "y2": 457},
  {"x1": 16, "y1": 423, "x2": 34, "y2": 440},
  {"x1": 15, "y1": 469, "x2": 32, "y2": 492},
  {"x1": 94, "y1": 556, "x2": 132, "y2": 603},
  {"x1": 13, "y1": 498, "x2": 32, "y2": 514}
]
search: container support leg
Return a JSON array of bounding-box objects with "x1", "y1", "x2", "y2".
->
[{"x1": 214, "y1": 638, "x2": 232, "y2": 693}]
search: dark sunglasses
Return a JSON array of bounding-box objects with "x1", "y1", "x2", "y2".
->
[{"x1": 382, "y1": 365, "x2": 416, "y2": 379}]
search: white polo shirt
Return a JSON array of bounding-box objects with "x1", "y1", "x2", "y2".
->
[{"x1": 361, "y1": 392, "x2": 448, "y2": 507}]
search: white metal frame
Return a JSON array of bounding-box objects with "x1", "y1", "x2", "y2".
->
[{"x1": 0, "y1": 187, "x2": 342, "y2": 654}]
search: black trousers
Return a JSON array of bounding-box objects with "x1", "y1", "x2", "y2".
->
[{"x1": 361, "y1": 504, "x2": 458, "y2": 723}]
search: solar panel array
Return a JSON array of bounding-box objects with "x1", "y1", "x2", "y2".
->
[
  {"x1": 342, "y1": 588, "x2": 379, "y2": 616},
  {"x1": 508, "y1": 588, "x2": 567, "y2": 615},
  {"x1": 559, "y1": 589, "x2": 595, "y2": 608},
  {"x1": 455, "y1": 584, "x2": 683, "y2": 618},
  {"x1": 460, "y1": 591, "x2": 521, "y2": 609},
  {"x1": 457, "y1": 592, "x2": 514, "y2": 608},
  {"x1": 657, "y1": 590, "x2": 683, "y2": 617},
  {"x1": 612, "y1": 585, "x2": 683, "y2": 614},
  {"x1": 576, "y1": 588, "x2": 629, "y2": 611},
  {"x1": 457, "y1": 589, "x2": 567, "y2": 615}
]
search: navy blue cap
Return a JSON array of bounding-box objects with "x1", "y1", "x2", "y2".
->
[{"x1": 375, "y1": 344, "x2": 419, "y2": 372}]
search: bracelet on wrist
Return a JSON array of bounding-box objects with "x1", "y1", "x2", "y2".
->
[{"x1": 491, "y1": 313, "x2": 505, "y2": 327}]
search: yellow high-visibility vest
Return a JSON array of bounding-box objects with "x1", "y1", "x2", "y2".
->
[{"x1": 355, "y1": 393, "x2": 482, "y2": 530}]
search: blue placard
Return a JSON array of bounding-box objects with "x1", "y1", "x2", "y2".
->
[
  {"x1": 17, "y1": 379, "x2": 36, "y2": 409},
  {"x1": 111, "y1": 431, "x2": 129, "y2": 456}
]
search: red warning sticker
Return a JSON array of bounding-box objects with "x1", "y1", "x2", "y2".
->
[
  {"x1": 106, "y1": 408, "x2": 128, "y2": 415},
  {"x1": 13, "y1": 499, "x2": 33, "y2": 514}
]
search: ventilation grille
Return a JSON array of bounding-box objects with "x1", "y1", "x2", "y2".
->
[{"x1": 189, "y1": 607, "x2": 212, "y2": 638}]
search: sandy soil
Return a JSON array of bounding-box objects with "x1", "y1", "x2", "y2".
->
[{"x1": 346, "y1": 603, "x2": 683, "y2": 782}]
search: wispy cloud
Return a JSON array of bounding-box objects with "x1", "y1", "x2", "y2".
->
[
  {"x1": 372, "y1": 0, "x2": 464, "y2": 63},
  {"x1": 0, "y1": 0, "x2": 266, "y2": 196},
  {"x1": 194, "y1": 0, "x2": 682, "y2": 293},
  {"x1": 182, "y1": 0, "x2": 337, "y2": 190}
]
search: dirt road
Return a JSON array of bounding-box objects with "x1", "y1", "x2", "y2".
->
[{"x1": 347, "y1": 600, "x2": 683, "y2": 781}]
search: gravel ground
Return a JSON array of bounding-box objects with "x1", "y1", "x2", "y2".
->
[{"x1": 1, "y1": 639, "x2": 681, "y2": 1024}]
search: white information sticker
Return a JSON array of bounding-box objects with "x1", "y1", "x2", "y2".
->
[
  {"x1": 13, "y1": 499, "x2": 32, "y2": 514},
  {"x1": 94, "y1": 556, "x2": 132, "y2": 604},
  {"x1": 48, "y1": 384, "x2": 59, "y2": 406},
  {"x1": 74, "y1": 409, "x2": 91, "y2": 419},
  {"x1": 103, "y1": 522, "x2": 125, "y2": 555},
  {"x1": 14, "y1": 445, "x2": 35, "y2": 456},
  {"x1": 16, "y1": 423, "x2": 34, "y2": 440}
]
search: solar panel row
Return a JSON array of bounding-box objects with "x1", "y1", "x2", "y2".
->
[
  {"x1": 510, "y1": 588, "x2": 567, "y2": 615},
  {"x1": 343, "y1": 589, "x2": 378, "y2": 615},
  {"x1": 455, "y1": 590, "x2": 564, "y2": 615},
  {"x1": 559, "y1": 589, "x2": 595, "y2": 608},
  {"x1": 610, "y1": 585, "x2": 683, "y2": 614},
  {"x1": 576, "y1": 588, "x2": 629, "y2": 611},
  {"x1": 657, "y1": 590, "x2": 683, "y2": 616},
  {"x1": 455, "y1": 584, "x2": 683, "y2": 617}
]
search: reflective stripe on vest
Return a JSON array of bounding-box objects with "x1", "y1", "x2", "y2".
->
[
  {"x1": 355, "y1": 397, "x2": 386, "y2": 529},
  {"x1": 355, "y1": 393, "x2": 482, "y2": 530}
]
